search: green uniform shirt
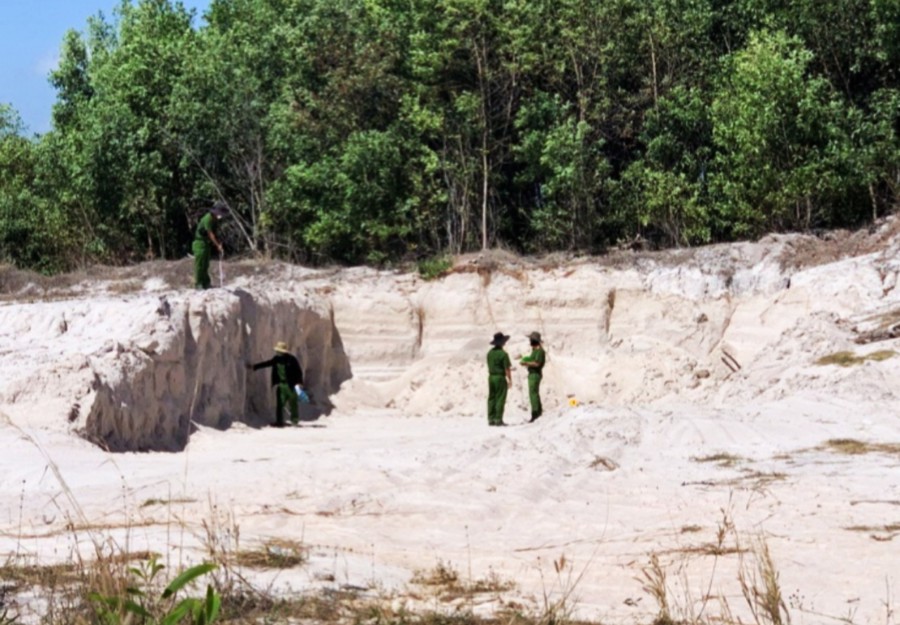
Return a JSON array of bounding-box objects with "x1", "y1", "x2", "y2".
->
[
  {"x1": 194, "y1": 212, "x2": 217, "y2": 243},
  {"x1": 526, "y1": 347, "x2": 546, "y2": 375},
  {"x1": 487, "y1": 347, "x2": 511, "y2": 376}
]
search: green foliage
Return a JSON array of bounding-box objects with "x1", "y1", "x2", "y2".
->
[
  {"x1": 710, "y1": 29, "x2": 869, "y2": 236},
  {"x1": 417, "y1": 255, "x2": 452, "y2": 280},
  {"x1": 89, "y1": 557, "x2": 220, "y2": 625},
  {"x1": 1, "y1": 0, "x2": 900, "y2": 271},
  {"x1": 615, "y1": 86, "x2": 713, "y2": 246}
]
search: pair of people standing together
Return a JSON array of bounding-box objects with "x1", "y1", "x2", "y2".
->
[{"x1": 486, "y1": 331, "x2": 545, "y2": 426}]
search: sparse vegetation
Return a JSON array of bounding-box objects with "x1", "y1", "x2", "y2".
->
[
  {"x1": 234, "y1": 539, "x2": 308, "y2": 569},
  {"x1": 736, "y1": 539, "x2": 789, "y2": 625},
  {"x1": 691, "y1": 453, "x2": 745, "y2": 468},
  {"x1": 88, "y1": 557, "x2": 221, "y2": 625},
  {"x1": 588, "y1": 456, "x2": 617, "y2": 471},
  {"x1": 417, "y1": 256, "x2": 453, "y2": 281},
  {"x1": 815, "y1": 350, "x2": 897, "y2": 367},
  {"x1": 141, "y1": 497, "x2": 197, "y2": 508},
  {"x1": 819, "y1": 438, "x2": 900, "y2": 456},
  {"x1": 410, "y1": 561, "x2": 515, "y2": 603}
]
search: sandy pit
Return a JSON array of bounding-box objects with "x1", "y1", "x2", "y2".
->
[{"x1": 1, "y1": 224, "x2": 899, "y2": 623}]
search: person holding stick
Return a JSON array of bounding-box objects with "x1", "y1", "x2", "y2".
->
[{"x1": 192, "y1": 201, "x2": 226, "y2": 290}]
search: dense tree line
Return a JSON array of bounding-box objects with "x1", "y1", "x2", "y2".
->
[{"x1": 1, "y1": 0, "x2": 899, "y2": 271}]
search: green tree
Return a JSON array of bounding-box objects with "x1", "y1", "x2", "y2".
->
[
  {"x1": 711, "y1": 29, "x2": 855, "y2": 235},
  {"x1": 0, "y1": 106, "x2": 75, "y2": 270}
]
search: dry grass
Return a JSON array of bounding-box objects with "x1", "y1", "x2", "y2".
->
[
  {"x1": 140, "y1": 497, "x2": 197, "y2": 508},
  {"x1": 0, "y1": 560, "x2": 80, "y2": 590},
  {"x1": 691, "y1": 453, "x2": 745, "y2": 468},
  {"x1": 410, "y1": 561, "x2": 515, "y2": 603},
  {"x1": 815, "y1": 349, "x2": 897, "y2": 367},
  {"x1": 588, "y1": 456, "x2": 617, "y2": 471},
  {"x1": 234, "y1": 538, "x2": 308, "y2": 569},
  {"x1": 819, "y1": 438, "x2": 900, "y2": 456},
  {"x1": 0, "y1": 257, "x2": 304, "y2": 302},
  {"x1": 843, "y1": 522, "x2": 900, "y2": 542},
  {"x1": 736, "y1": 539, "x2": 789, "y2": 625}
]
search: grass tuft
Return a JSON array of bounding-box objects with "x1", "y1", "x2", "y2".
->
[
  {"x1": 820, "y1": 438, "x2": 900, "y2": 456},
  {"x1": 234, "y1": 539, "x2": 308, "y2": 569},
  {"x1": 815, "y1": 349, "x2": 897, "y2": 367},
  {"x1": 417, "y1": 256, "x2": 454, "y2": 281},
  {"x1": 588, "y1": 456, "x2": 617, "y2": 471},
  {"x1": 691, "y1": 453, "x2": 744, "y2": 468}
]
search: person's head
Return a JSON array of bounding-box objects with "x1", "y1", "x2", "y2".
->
[
  {"x1": 274, "y1": 341, "x2": 290, "y2": 354},
  {"x1": 528, "y1": 331, "x2": 542, "y2": 347},
  {"x1": 490, "y1": 332, "x2": 509, "y2": 347},
  {"x1": 211, "y1": 201, "x2": 228, "y2": 219}
]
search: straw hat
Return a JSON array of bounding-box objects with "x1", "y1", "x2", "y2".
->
[
  {"x1": 274, "y1": 341, "x2": 290, "y2": 353},
  {"x1": 528, "y1": 331, "x2": 542, "y2": 343}
]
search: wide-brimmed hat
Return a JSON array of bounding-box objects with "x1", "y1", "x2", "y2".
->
[
  {"x1": 274, "y1": 341, "x2": 290, "y2": 353},
  {"x1": 490, "y1": 332, "x2": 510, "y2": 346},
  {"x1": 528, "y1": 331, "x2": 542, "y2": 343},
  {"x1": 211, "y1": 201, "x2": 228, "y2": 217}
]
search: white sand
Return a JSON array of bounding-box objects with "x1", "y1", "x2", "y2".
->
[{"x1": 1, "y1": 228, "x2": 900, "y2": 624}]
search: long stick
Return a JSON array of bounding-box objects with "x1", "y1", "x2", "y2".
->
[{"x1": 218, "y1": 251, "x2": 225, "y2": 287}]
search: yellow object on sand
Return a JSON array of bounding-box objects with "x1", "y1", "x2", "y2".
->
[{"x1": 568, "y1": 397, "x2": 579, "y2": 407}]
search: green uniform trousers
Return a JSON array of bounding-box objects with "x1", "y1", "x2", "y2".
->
[
  {"x1": 275, "y1": 382, "x2": 299, "y2": 426},
  {"x1": 528, "y1": 372, "x2": 543, "y2": 420},
  {"x1": 192, "y1": 240, "x2": 212, "y2": 290},
  {"x1": 487, "y1": 374, "x2": 508, "y2": 425}
]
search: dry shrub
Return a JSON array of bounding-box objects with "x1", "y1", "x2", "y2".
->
[{"x1": 234, "y1": 539, "x2": 308, "y2": 569}]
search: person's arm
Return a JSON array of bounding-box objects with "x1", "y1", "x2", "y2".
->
[
  {"x1": 524, "y1": 348, "x2": 544, "y2": 369},
  {"x1": 208, "y1": 227, "x2": 223, "y2": 254},
  {"x1": 504, "y1": 352, "x2": 512, "y2": 385},
  {"x1": 291, "y1": 358, "x2": 304, "y2": 388},
  {"x1": 249, "y1": 358, "x2": 275, "y2": 371}
]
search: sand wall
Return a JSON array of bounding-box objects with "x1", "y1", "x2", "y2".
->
[
  {"x1": 0, "y1": 288, "x2": 351, "y2": 452},
  {"x1": 3, "y1": 228, "x2": 899, "y2": 451}
]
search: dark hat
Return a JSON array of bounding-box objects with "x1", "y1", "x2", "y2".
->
[
  {"x1": 490, "y1": 332, "x2": 510, "y2": 346},
  {"x1": 528, "y1": 331, "x2": 542, "y2": 343},
  {"x1": 211, "y1": 201, "x2": 228, "y2": 217}
]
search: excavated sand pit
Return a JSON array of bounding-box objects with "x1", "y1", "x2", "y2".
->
[{"x1": 1, "y1": 226, "x2": 900, "y2": 623}]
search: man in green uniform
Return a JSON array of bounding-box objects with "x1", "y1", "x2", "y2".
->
[
  {"x1": 486, "y1": 332, "x2": 512, "y2": 426},
  {"x1": 193, "y1": 201, "x2": 226, "y2": 289},
  {"x1": 520, "y1": 331, "x2": 546, "y2": 422},
  {"x1": 247, "y1": 341, "x2": 308, "y2": 427}
]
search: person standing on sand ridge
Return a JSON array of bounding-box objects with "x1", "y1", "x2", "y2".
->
[{"x1": 193, "y1": 201, "x2": 226, "y2": 290}]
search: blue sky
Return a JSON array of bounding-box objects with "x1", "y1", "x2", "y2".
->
[{"x1": 1, "y1": 0, "x2": 210, "y2": 135}]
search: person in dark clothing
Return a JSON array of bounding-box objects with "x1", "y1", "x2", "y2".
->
[
  {"x1": 247, "y1": 341, "x2": 307, "y2": 427},
  {"x1": 520, "y1": 331, "x2": 546, "y2": 422},
  {"x1": 193, "y1": 201, "x2": 227, "y2": 290},
  {"x1": 486, "y1": 332, "x2": 512, "y2": 426}
]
